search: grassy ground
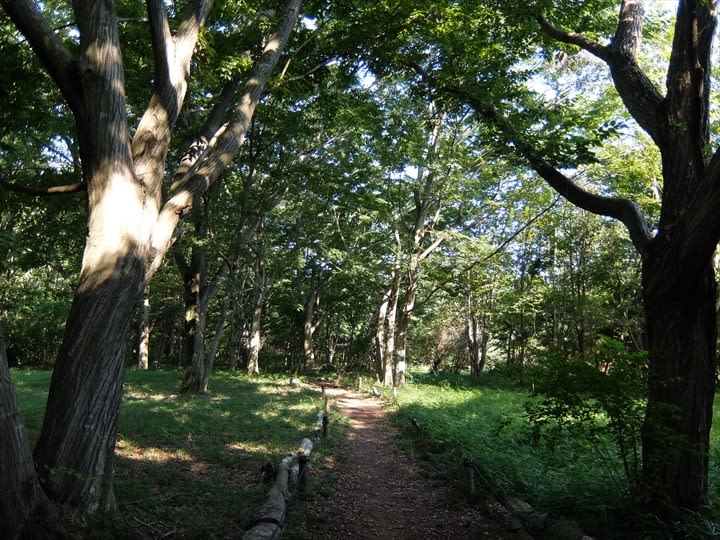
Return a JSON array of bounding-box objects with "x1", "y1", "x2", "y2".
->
[
  {"x1": 11, "y1": 368, "x2": 341, "y2": 539},
  {"x1": 389, "y1": 368, "x2": 720, "y2": 539},
  {"x1": 12, "y1": 366, "x2": 720, "y2": 539}
]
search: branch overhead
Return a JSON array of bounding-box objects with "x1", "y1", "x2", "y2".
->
[
  {"x1": 538, "y1": 3, "x2": 664, "y2": 145},
  {"x1": 0, "y1": 178, "x2": 85, "y2": 196}
]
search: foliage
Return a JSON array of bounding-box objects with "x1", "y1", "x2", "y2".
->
[
  {"x1": 0, "y1": 0, "x2": 706, "y2": 527},
  {"x1": 393, "y1": 366, "x2": 720, "y2": 538},
  {"x1": 525, "y1": 336, "x2": 647, "y2": 499}
]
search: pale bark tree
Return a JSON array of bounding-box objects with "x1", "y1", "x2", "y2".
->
[
  {"x1": 302, "y1": 268, "x2": 321, "y2": 369},
  {"x1": 374, "y1": 286, "x2": 391, "y2": 381},
  {"x1": 0, "y1": 0, "x2": 301, "y2": 524},
  {"x1": 137, "y1": 294, "x2": 150, "y2": 370}
]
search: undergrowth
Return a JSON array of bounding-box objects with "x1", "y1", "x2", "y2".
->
[{"x1": 391, "y1": 365, "x2": 720, "y2": 539}]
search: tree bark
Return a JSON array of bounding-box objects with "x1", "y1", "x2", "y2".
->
[
  {"x1": 0, "y1": 335, "x2": 58, "y2": 539},
  {"x1": 179, "y1": 245, "x2": 207, "y2": 393},
  {"x1": 374, "y1": 289, "x2": 390, "y2": 381},
  {"x1": 383, "y1": 256, "x2": 400, "y2": 387},
  {"x1": 640, "y1": 249, "x2": 717, "y2": 515},
  {"x1": 247, "y1": 253, "x2": 273, "y2": 376},
  {"x1": 0, "y1": 0, "x2": 301, "y2": 520},
  {"x1": 202, "y1": 299, "x2": 228, "y2": 393},
  {"x1": 30, "y1": 0, "x2": 146, "y2": 514},
  {"x1": 137, "y1": 294, "x2": 150, "y2": 370},
  {"x1": 302, "y1": 271, "x2": 320, "y2": 370}
]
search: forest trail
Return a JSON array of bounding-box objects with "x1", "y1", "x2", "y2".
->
[{"x1": 295, "y1": 384, "x2": 533, "y2": 540}]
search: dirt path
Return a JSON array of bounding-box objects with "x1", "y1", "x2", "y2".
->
[{"x1": 296, "y1": 385, "x2": 531, "y2": 540}]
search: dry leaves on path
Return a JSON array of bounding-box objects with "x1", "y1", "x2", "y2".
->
[{"x1": 293, "y1": 386, "x2": 532, "y2": 540}]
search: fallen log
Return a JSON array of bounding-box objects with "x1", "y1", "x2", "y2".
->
[{"x1": 243, "y1": 438, "x2": 314, "y2": 540}]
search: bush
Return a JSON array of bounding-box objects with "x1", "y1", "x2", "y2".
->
[{"x1": 525, "y1": 336, "x2": 647, "y2": 500}]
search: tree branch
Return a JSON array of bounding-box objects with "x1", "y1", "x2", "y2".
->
[
  {"x1": 432, "y1": 77, "x2": 653, "y2": 254},
  {"x1": 531, "y1": 163, "x2": 652, "y2": 253},
  {"x1": 145, "y1": 0, "x2": 174, "y2": 92},
  {"x1": 0, "y1": 0, "x2": 82, "y2": 115},
  {"x1": 539, "y1": 1, "x2": 664, "y2": 144},
  {"x1": 145, "y1": 0, "x2": 302, "y2": 284},
  {"x1": 536, "y1": 15, "x2": 610, "y2": 61},
  {"x1": 132, "y1": 0, "x2": 214, "y2": 208},
  {"x1": 0, "y1": 178, "x2": 84, "y2": 196}
]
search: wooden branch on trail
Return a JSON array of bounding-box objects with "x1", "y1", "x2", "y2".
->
[{"x1": 243, "y1": 438, "x2": 314, "y2": 540}]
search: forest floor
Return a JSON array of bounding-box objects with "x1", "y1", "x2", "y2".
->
[{"x1": 290, "y1": 383, "x2": 534, "y2": 540}]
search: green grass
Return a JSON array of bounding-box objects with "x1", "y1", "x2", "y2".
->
[
  {"x1": 390, "y1": 368, "x2": 720, "y2": 539},
  {"x1": 13, "y1": 365, "x2": 720, "y2": 539},
  {"x1": 12, "y1": 368, "x2": 338, "y2": 539}
]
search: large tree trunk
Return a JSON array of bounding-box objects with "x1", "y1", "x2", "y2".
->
[
  {"x1": 31, "y1": 0, "x2": 146, "y2": 514},
  {"x1": 34, "y1": 244, "x2": 145, "y2": 514},
  {"x1": 641, "y1": 256, "x2": 717, "y2": 515},
  {"x1": 1, "y1": 0, "x2": 301, "y2": 521},
  {"x1": 0, "y1": 335, "x2": 58, "y2": 538}
]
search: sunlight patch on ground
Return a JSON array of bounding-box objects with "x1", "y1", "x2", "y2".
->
[
  {"x1": 124, "y1": 389, "x2": 178, "y2": 401},
  {"x1": 225, "y1": 441, "x2": 274, "y2": 455},
  {"x1": 116, "y1": 440, "x2": 193, "y2": 464}
]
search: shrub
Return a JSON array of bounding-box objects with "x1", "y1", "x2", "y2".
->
[{"x1": 525, "y1": 336, "x2": 647, "y2": 500}]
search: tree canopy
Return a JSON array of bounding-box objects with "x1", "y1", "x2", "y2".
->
[{"x1": 1, "y1": 0, "x2": 718, "y2": 535}]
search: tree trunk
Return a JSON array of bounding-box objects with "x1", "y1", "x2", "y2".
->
[
  {"x1": 395, "y1": 280, "x2": 415, "y2": 387},
  {"x1": 0, "y1": 335, "x2": 58, "y2": 538},
  {"x1": 467, "y1": 313, "x2": 481, "y2": 377},
  {"x1": 641, "y1": 257, "x2": 717, "y2": 516},
  {"x1": 34, "y1": 249, "x2": 145, "y2": 514},
  {"x1": 383, "y1": 269, "x2": 400, "y2": 387},
  {"x1": 31, "y1": 0, "x2": 146, "y2": 512},
  {"x1": 303, "y1": 281, "x2": 319, "y2": 370},
  {"x1": 246, "y1": 278, "x2": 266, "y2": 377},
  {"x1": 180, "y1": 246, "x2": 207, "y2": 393},
  {"x1": 152, "y1": 307, "x2": 175, "y2": 369},
  {"x1": 246, "y1": 248, "x2": 273, "y2": 376},
  {"x1": 374, "y1": 291, "x2": 390, "y2": 381},
  {"x1": 247, "y1": 304, "x2": 262, "y2": 376},
  {"x1": 137, "y1": 294, "x2": 150, "y2": 370},
  {"x1": 229, "y1": 311, "x2": 243, "y2": 372},
  {"x1": 202, "y1": 299, "x2": 228, "y2": 393}
]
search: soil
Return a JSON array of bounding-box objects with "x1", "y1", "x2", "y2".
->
[{"x1": 294, "y1": 384, "x2": 533, "y2": 540}]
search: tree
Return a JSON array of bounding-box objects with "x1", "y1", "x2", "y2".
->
[
  {"x1": 528, "y1": 2, "x2": 718, "y2": 516},
  {"x1": 438, "y1": 0, "x2": 715, "y2": 517},
  {"x1": 333, "y1": 0, "x2": 716, "y2": 519},
  {"x1": 0, "y1": 0, "x2": 301, "y2": 525}
]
